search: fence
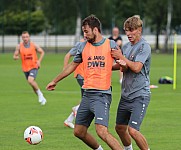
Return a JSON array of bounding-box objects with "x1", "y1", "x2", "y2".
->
[{"x1": 0, "y1": 34, "x2": 181, "y2": 53}]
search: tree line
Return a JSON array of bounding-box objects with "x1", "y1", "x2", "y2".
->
[{"x1": 0, "y1": 0, "x2": 181, "y2": 50}]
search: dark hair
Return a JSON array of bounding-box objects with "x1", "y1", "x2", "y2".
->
[{"x1": 82, "y1": 14, "x2": 101, "y2": 33}]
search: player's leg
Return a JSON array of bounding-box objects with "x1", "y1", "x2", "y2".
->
[
  {"x1": 72, "y1": 104, "x2": 80, "y2": 116},
  {"x1": 74, "y1": 92, "x2": 102, "y2": 149},
  {"x1": 64, "y1": 104, "x2": 80, "y2": 128},
  {"x1": 115, "y1": 125, "x2": 132, "y2": 149},
  {"x1": 93, "y1": 93, "x2": 123, "y2": 150},
  {"x1": 26, "y1": 69, "x2": 46, "y2": 105},
  {"x1": 64, "y1": 77, "x2": 83, "y2": 128},
  {"x1": 27, "y1": 76, "x2": 39, "y2": 93},
  {"x1": 128, "y1": 96, "x2": 150, "y2": 150},
  {"x1": 64, "y1": 112, "x2": 75, "y2": 128},
  {"x1": 74, "y1": 124, "x2": 101, "y2": 149},
  {"x1": 24, "y1": 71, "x2": 39, "y2": 94},
  {"x1": 27, "y1": 76, "x2": 46, "y2": 105},
  {"x1": 128, "y1": 127, "x2": 149, "y2": 150},
  {"x1": 65, "y1": 77, "x2": 83, "y2": 123},
  {"x1": 96, "y1": 124, "x2": 122, "y2": 150},
  {"x1": 115, "y1": 97, "x2": 133, "y2": 150}
]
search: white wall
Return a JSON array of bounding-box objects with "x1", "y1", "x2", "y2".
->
[{"x1": 0, "y1": 35, "x2": 180, "y2": 48}]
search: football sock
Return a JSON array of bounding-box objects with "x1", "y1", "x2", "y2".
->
[
  {"x1": 74, "y1": 104, "x2": 80, "y2": 111},
  {"x1": 124, "y1": 144, "x2": 133, "y2": 150},
  {"x1": 95, "y1": 145, "x2": 103, "y2": 150},
  {"x1": 36, "y1": 89, "x2": 43, "y2": 97},
  {"x1": 119, "y1": 78, "x2": 122, "y2": 84},
  {"x1": 66, "y1": 112, "x2": 75, "y2": 122}
]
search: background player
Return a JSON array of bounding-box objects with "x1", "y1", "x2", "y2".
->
[
  {"x1": 109, "y1": 27, "x2": 123, "y2": 84},
  {"x1": 111, "y1": 15, "x2": 151, "y2": 150},
  {"x1": 13, "y1": 31, "x2": 46, "y2": 105},
  {"x1": 63, "y1": 39, "x2": 85, "y2": 128}
]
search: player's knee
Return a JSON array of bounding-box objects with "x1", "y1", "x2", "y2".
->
[
  {"x1": 115, "y1": 125, "x2": 121, "y2": 133},
  {"x1": 96, "y1": 129, "x2": 107, "y2": 140},
  {"x1": 74, "y1": 128, "x2": 86, "y2": 139},
  {"x1": 27, "y1": 78, "x2": 34, "y2": 85},
  {"x1": 128, "y1": 127, "x2": 138, "y2": 139},
  {"x1": 96, "y1": 125, "x2": 108, "y2": 140},
  {"x1": 115, "y1": 124, "x2": 127, "y2": 135}
]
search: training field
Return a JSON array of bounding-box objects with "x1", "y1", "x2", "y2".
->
[{"x1": 0, "y1": 53, "x2": 181, "y2": 150}]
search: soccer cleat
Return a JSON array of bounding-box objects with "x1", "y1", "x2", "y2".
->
[
  {"x1": 64, "y1": 120, "x2": 74, "y2": 129},
  {"x1": 41, "y1": 99, "x2": 47, "y2": 105},
  {"x1": 38, "y1": 95, "x2": 47, "y2": 105}
]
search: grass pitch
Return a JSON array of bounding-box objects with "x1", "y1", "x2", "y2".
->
[{"x1": 0, "y1": 53, "x2": 181, "y2": 150}]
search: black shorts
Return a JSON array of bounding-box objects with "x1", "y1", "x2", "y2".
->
[
  {"x1": 116, "y1": 96, "x2": 150, "y2": 131},
  {"x1": 24, "y1": 68, "x2": 38, "y2": 80}
]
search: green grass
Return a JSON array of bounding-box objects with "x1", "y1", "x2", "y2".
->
[{"x1": 0, "y1": 53, "x2": 181, "y2": 150}]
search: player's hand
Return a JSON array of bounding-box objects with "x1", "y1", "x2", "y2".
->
[
  {"x1": 46, "y1": 81, "x2": 57, "y2": 91},
  {"x1": 116, "y1": 59, "x2": 126, "y2": 67},
  {"x1": 13, "y1": 55, "x2": 19, "y2": 60},
  {"x1": 37, "y1": 61, "x2": 41, "y2": 68},
  {"x1": 111, "y1": 46, "x2": 123, "y2": 59},
  {"x1": 116, "y1": 59, "x2": 128, "y2": 72}
]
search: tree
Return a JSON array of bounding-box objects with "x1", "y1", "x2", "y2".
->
[
  {"x1": 114, "y1": 0, "x2": 147, "y2": 33},
  {"x1": 42, "y1": 0, "x2": 77, "y2": 34},
  {"x1": 0, "y1": 0, "x2": 181, "y2": 42},
  {"x1": 145, "y1": 0, "x2": 167, "y2": 51},
  {"x1": 42, "y1": 0, "x2": 113, "y2": 34},
  {"x1": 171, "y1": 0, "x2": 181, "y2": 33},
  {"x1": 0, "y1": 0, "x2": 46, "y2": 35},
  {"x1": 0, "y1": 10, "x2": 45, "y2": 35}
]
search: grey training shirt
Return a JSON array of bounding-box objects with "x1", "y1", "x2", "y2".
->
[
  {"x1": 69, "y1": 42, "x2": 84, "y2": 79},
  {"x1": 121, "y1": 37, "x2": 151, "y2": 100},
  {"x1": 69, "y1": 42, "x2": 81, "y2": 56}
]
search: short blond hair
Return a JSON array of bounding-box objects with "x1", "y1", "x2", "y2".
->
[
  {"x1": 124, "y1": 15, "x2": 143, "y2": 31},
  {"x1": 22, "y1": 31, "x2": 29, "y2": 35}
]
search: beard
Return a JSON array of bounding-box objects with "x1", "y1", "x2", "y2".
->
[{"x1": 87, "y1": 34, "x2": 96, "y2": 44}]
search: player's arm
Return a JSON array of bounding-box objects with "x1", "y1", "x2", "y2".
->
[
  {"x1": 112, "y1": 63, "x2": 120, "y2": 71},
  {"x1": 47, "y1": 42, "x2": 83, "y2": 91},
  {"x1": 46, "y1": 62, "x2": 79, "y2": 91},
  {"x1": 110, "y1": 40, "x2": 127, "y2": 71},
  {"x1": 13, "y1": 45, "x2": 20, "y2": 60},
  {"x1": 116, "y1": 39, "x2": 122, "y2": 47},
  {"x1": 111, "y1": 47, "x2": 143, "y2": 73},
  {"x1": 63, "y1": 42, "x2": 81, "y2": 69},
  {"x1": 63, "y1": 52, "x2": 72, "y2": 69},
  {"x1": 35, "y1": 44, "x2": 45, "y2": 67}
]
